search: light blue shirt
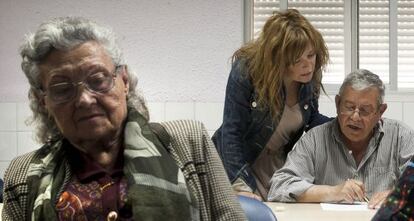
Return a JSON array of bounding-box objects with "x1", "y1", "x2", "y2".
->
[{"x1": 268, "y1": 118, "x2": 414, "y2": 202}]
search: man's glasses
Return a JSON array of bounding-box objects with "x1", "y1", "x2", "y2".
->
[
  {"x1": 339, "y1": 105, "x2": 377, "y2": 118},
  {"x1": 42, "y1": 66, "x2": 121, "y2": 104}
]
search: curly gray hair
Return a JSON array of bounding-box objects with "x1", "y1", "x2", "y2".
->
[
  {"x1": 20, "y1": 16, "x2": 148, "y2": 144},
  {"x1": 338, "y1": 69, "x2": 385, "y2": 106}
]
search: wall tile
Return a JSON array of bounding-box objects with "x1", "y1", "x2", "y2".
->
[
  {"x1": 165, "y1": 102, "x2": 194, "y2": 121},
  {"x1": 195, "y1": 102, "x2": 224, "y2": 131},
  {"x1": 0, "y1": 132, "x2": 17, "y2": 160},
  {"x1": 0, "y1": 103, "x2": 16, "y2": 131},
  {"x1": 403, "y1": 103, "x2": 414, "y2": 129},
  {"x1": 17, "y1": 131, "x2": 41, "y2": 155},
  {"x1": 0, "y1": 161, "x2": 11, "y2": 179},
  {"x1": 17, "y1": 102, "x2": 35, "y2": 131},
  {"x1": 207, "y1": 130, "x2": 215, "y2": 138},
  {"x1": 383, "y1": 102, "x2": 402, "y2": 121},
  {"x1": 318, "y1": 101, "x2": 337, "y2": 118},
  {"x1": 147, "y1": 102, "x2": 165, "y2": 122}
]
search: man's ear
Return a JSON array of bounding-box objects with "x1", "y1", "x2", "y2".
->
[
  {"x1": 378, "y1": 103, "x2": 387, "y2": 116},
  {"x1": 335, "y1": 95, "x2": 341, "y2": 115}
]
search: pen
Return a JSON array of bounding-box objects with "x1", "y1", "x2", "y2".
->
[{"x1": 347, "y1": 178, "x2": 369, "y2": 203}]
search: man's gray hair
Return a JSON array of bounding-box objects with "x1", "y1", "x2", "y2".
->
[
  {"x1": 338, "y1": 69, "x2": 385, "y2": 105},
  {"x1": 20, "y1": 16, "x2": 148, "y2": 144}
]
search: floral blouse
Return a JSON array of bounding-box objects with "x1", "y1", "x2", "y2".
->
[{"x1": 372, "y1": 160, "x2": 414, "y2": 220}]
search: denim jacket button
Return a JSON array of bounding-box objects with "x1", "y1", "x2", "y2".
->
[
  {"x1": 304, "y1": 104, "x2": 309, "y2": 110},
  {"x1": 252, "y1": 101, "x2": 257, "y2": 108}
]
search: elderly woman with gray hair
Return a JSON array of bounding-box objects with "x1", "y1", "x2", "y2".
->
[{"x1": 2, "y1": 17, "x2": 245, "y2": 221}]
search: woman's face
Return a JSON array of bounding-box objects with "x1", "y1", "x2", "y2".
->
[
  {"x1": 39, "y1": 41, "x2": 129, "y2": 146},
  {"x1": 285, "y1": 44, "x2": 316, "y2": 84}
]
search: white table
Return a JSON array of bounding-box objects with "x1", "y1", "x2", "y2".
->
[
  {"x1": 265, "y1": 202, "x2": 377, "y2": 221},
  {"x1": 0, "y1": 202, "x2": 377, "y2": 220}
]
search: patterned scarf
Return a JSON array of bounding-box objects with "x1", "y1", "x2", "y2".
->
[{"x1": 26, "y1": 107, "x2": 199, "y2": 220}]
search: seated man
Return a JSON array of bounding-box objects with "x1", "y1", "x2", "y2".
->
[{"x1": 268, "y1": 69, "x2": 414, "y2": 209}]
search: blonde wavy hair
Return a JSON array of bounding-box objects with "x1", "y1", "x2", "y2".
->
[{"x1": 233, "y1": 9, "x2": 329, "y2": 118}]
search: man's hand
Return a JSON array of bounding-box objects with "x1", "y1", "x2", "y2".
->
[
  {"x1": 106, "y1": 211, "x2": 118, "y2": 221},
  {"x1": 368, "y1": 190, "x2": 391, "y2": 209},
  {"x1": 237, "y1": 191, "x2": 263, "y2": 201},
  {"x1": 334, "y1": 179, "x2": 366, "y2": 203}
]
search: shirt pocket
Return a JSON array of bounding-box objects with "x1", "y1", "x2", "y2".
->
[{"x1": 365, "y1": 167, "x2": 396, "y2": 196}]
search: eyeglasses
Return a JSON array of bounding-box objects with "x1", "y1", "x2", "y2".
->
[
  {"x1": 42, "y1": 66, "x2": 121, "y2": 104},
  {"x1": 339, "y1": 105, "x2": 377, "y2": 118}
]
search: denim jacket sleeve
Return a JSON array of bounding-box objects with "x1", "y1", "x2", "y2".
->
[{"x1": 213, "y1": 60, "x2": 257, "y2": 190}]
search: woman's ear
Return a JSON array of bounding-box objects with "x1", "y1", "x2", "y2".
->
[
  {"x1": 34, "y1": 90, "x2": 46, "y2": 107},
  {"x1": 40, "y1": 96, "x2": 46, "y2": 107},
  {"x1": 121, "y1": 65, "x2": 129, "y2": 94},
  {"x1": 36, "y1": 72, "x2": 48, "y2": 108}
]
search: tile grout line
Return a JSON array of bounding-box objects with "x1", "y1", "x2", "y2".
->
[{"x1": 15, "y1": 102, "x2": 19, "y2": 158}]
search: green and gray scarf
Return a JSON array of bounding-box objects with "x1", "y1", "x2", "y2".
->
[{"x1": 26, "y1": 107, "x2": 199, "y2": 220}]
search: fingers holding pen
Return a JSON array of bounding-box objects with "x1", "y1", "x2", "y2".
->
[
  {"x1": 348, "y1": 179, "x2": 366, "y2": 202},
  {"x1": 337, "y1": 179, "x2": 366, "y2": 203}
]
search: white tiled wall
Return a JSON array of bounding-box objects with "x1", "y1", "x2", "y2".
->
[
  {"x1": 1, "y1": 96, "x2": 414, "y2": 179},
  {"x1": 0, "y1": 103, "x2": 40, "y2": 179}
]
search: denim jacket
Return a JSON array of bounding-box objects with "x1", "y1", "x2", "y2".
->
[{"x1": 212, "y1": 59, "x2": 331, "y2": 191}]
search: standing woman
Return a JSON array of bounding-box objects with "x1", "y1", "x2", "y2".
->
[{"x1": 212, "y1": 9, "x2": 331, "y2": 200}]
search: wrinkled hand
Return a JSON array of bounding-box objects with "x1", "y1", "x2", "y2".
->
[
  {"x1": 368, "y1": 190, "x2": 391, "y2": 209},
  {"x1": 237, "y1": 191, "x2": 263, "y2": 201},
  {"x1": 334, "y1": 179, "x2": 366, "y2": 203}
]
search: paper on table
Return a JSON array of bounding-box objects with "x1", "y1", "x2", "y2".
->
[{"x1": 320, "y1": 202, "x2": 369, "y2": 211}]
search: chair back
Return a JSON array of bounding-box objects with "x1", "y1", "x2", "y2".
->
[{"x1": 238, "y1": 195, "x2": 277, "y2": 221}]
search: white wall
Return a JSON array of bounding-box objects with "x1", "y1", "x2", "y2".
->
[{"x1": 0, "y1": 0, "x2": 242, "y2": 102}]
